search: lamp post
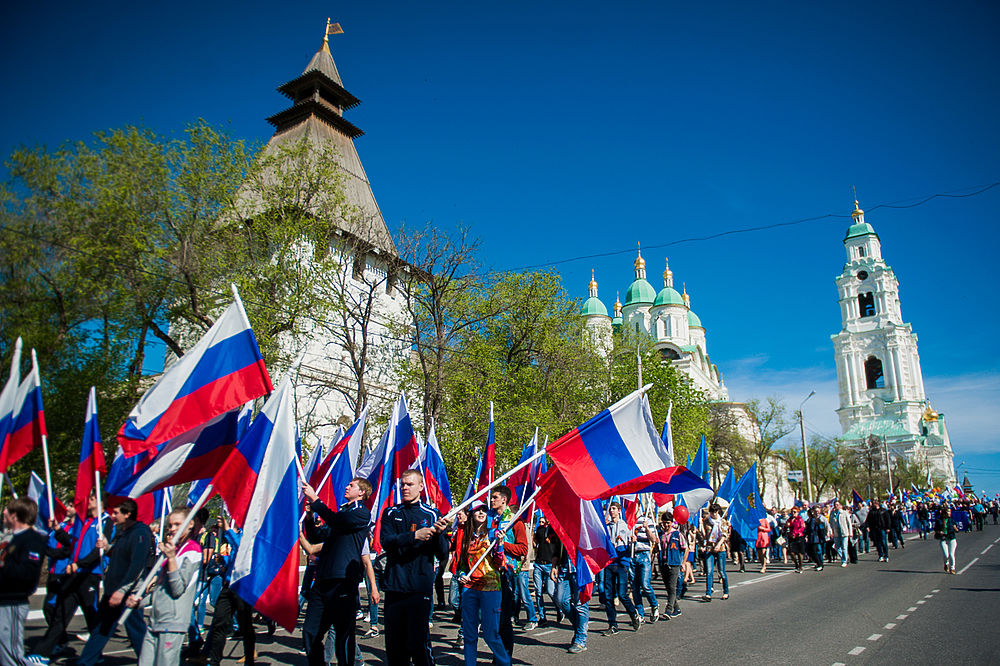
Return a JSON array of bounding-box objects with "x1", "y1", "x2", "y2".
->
[{"x1": 799, "y1": 391, "x2": 816, "y2": 503}]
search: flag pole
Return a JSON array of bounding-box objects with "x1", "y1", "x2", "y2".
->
[
  {"x1": 465, "y1": 484, "x2": 542, "y2": 576},
  {"x1": 95, "y1": 469, "x2": 104, "y2": 555},
  {"x1": 445, "y1": 448, "x2": 546, "y2": 522},
  {"x1": 119, "y1": 483, "x2": 215, "y2": 626},
  {"x1": 158, "y1": 491, "x2": 168, "y2": 542},
  {"x1": 33, "y1": 351, "x2": 55, "y2": 516}
]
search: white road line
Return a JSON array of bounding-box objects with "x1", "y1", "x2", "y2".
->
[
  {"x1": 848, "y1": 647, "x2": 866, "y2": 656},
  {"x1": 534, "y1": 629, "x2": 556, "y2": 636},
  {"x1": 994, "y1": 536, "x2": 1000, "y2": 544},
  {"x1": 931, "y1": 588, "x2": 940, "y2": 593},
  {"x1": 884, "y1": 623, "x2": 896, "y2": 629},
  {"x1": 896, "y1": 614, "x2": 908, "y2": 620},
  {"x1": 738, "y1": 571, "x2": 793, "y2": 586},
  {"x1": 958, "y1": 557, "x2": 979, "y2": 575},
  {"x1": 833, "y1": 662, "x2": 847, "y2": 666},
  {"x1": 868, "y1": 634, "x2": 882, "y2": 641},
  {"x1": 924, "y1": 594, "x2": 933, "y2": 598},
  {"x1": 981, "y1": 545, "x2": 992, "y2": 555},
  {"x1": 916, "y1": 600, "x2": 926, "y2": 605},
  {"x1": 907, "y1": 607, "x2": 918, "y2": 612}
]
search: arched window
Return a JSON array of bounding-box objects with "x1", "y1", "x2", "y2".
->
[
  {"x1": 865, "y1": 356, "x2": 885, "y2": 389},
  {"x1": 858, "y1": 292, "x2": 875, "y2": 318},
  {"x1": 660, "y1": 348, "x2": 681, "y2": 361},
  {"x1": 858, "y1": 246, "x2": 867, "y2": 258}
]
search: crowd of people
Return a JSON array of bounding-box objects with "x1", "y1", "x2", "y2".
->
[{"x1": 1, "y1": 477, "x2": 997, "y2": 666}]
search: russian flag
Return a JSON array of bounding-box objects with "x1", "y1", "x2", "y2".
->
[
  {"x1": 653, "y1": 403, "x2": 675, "y2": 508},
  {"x1": 0, "y1": 338, "x2": 23, "y2": 465},
  {"x1": 117, "y1": 298, "x2": 273, "y2": 456},
  {"x1": 534, "y1": 465, "x2": 615, "y2": 603},
  {"x1": 418, "y1": 420, "x2": 452, "y2": 515},
  {"x1": 187, "y1": 477, "x2": 212, "y2": 507},
  {"x1": 217, "y1": 375, "x2": 300, "y2": 631},
  {"x1": 363, "y1": 394, "x2": 418, "y2": 550},
  {"x1": 509, "y1": 429, "x2": 542, "y2": 508},
  {"x1": 476, "y1": 402, "x2": 496, "y2": 492},
  {"x1": 27, "y1": 471, "x2": 67, "y2": 529},
  {"x1": 546, "y1": 387, "x2": 711, "y2": 503},
  {"x1": 299, "y1": 436, "x2": 326, "y2": 505},
  {"x1": 73, "y1": 387, "x2": 106, "y2": 517},
  {"x1": 1, "y1": 350, "x2": 47, "y2": 474},
  {"x1": 104, "y1": 405, "x2": 251, "y2": 500},
  {"x1": 314, "y1": 410, "x2": 366, "y2": 510}
]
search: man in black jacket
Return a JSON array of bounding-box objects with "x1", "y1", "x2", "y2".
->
[
  {"x1": 380, "y1": 469, "x2": 448, "y2": 666},
  {"x1": 301, "y1": 476, "x2": 372, "y2": 666},
  {"x1": 1, "y1": 497, "x2": 48, "y2": 666},
  {"x1": 75, "y1": 498, "x2": 153, "y2": 666},
  {"x1": 866, "y1": 500, "x2": 891, "y2": 562}
]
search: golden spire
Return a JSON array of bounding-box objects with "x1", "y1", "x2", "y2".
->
[
  {"x1": 322, "y1": 17, "x2": 344, "y2": 54},
  {"x1": 633, "y1": 242, "x2": 646, "y2": 280},
  {"x1": 588, "y1": 269, "x2": 598, "y2": 298},
  {"x1": 662, "y1": 257, "x2": 673, "y2": 288},
  {"x1": 851, "y1": 187, "x2": 864, "y2": 221},
  {"x1": 614, "y1": 291, "x2": 623, "y2": 317},
  {"x1": 682, "y1": 282, "x2": 690, "y2": 308}
]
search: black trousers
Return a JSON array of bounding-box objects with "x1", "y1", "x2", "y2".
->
[
  {"x1": 302, "y1": 578, "x2": 357, "y2": 666},
  {"x1": 32, "y1": 572, "x2": 100, "y2": 657},
  {"x1": 205, "y1": 585, "x2": 255, "y2": 665},
  {"x1": 499, "y1": 568, "x2": 515, "y2": 658},
  {"x1": 384, "y1": 591, "x2": 435, "y2": 666}
]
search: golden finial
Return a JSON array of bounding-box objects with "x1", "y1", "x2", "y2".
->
[
  {"x1": 662, "y1": 258, "x2": 673, "y2": 288},
  {"x1": 322, "y1": 18, "x2": 344, "y2": 53},
  {"x1": 682, "y1": 282, "x2": 690, "y2": 308},
  {"x1": 922, "y1": 405, "x2": 939, "y2": 422},
  {"x1": 634, "y1": 242, "x2": 646, "y2": 271},
  {"x1": 588, "y1": 269, "x2": 598, "y2": 297},
  {"x1": 851, "y1": 187, "x2": 864, "y2": 220},
  {"x1": 614, "y1": 291, "x2": 623, "y2": 316}
]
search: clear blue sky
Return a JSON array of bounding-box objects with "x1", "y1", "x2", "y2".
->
[{"x1": 2, "y1": 1, "x2": 998, "y2": 494}]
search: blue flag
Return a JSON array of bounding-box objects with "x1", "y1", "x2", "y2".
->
[
  {"x1": 727, "y1": 462, "x2": 766, "y2": 542},
  {"x1": 716, "y1": 467, "x2": 736, "y2": 504},
  {"x1": 692, "y1": 435, "x2": 710, "y2": 484}
]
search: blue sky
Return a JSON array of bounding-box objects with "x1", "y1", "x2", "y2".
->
[{"x1": 2, "y1": 2, "x2": 998, "y2": 493}]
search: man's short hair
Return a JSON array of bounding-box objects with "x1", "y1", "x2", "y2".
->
[
  {"x1": 195, "y1": 508, "x2": 210, "y2": 525},
  {"x1": 352, "y1": 477, "x2": 373, "y2": 500},
  {"x1": 608, "y1": 501, "x2": 622, "y2": 511},
  {"x1": 490, "y1": 486, "x2": 512, "y2": 504},
  {"x1": 118, "y1": 498, "x2": 138, "y2": 519},
  {"x1": 400, "y1": 469, "x2": 423, "y2": 483},
  {"x1": 6, "y1": 496, "x2": 38, "y2": 526}
]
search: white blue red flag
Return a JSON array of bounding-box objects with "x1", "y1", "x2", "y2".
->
[
  {"x1": 534, "y1": 465, "x2": 615, "y2": 603},
  {"x1": 1, "y1": 350, "x2": 47, "y2": 474},
  {"x1": 418, "y1": 420, "x2": 452, "y2": 515},
  {"x1": 314, "y1": 410, "x2": 366, "y2": 510},
  {"x1": 187, "y1": 477, "x2": 212, "y2": 507},
  {"x1": 117, "y1": 299, "x2": 272, "y2": 456},
  {"x1": 546, "y1": 387, "x2": 712, "y2": 504},
  {"x1": 0, "y1": 338, "x2": 23, "y2": 468},
  {"x1": 476, "y1": 402, "x2": 496, "y2": 492},
  {"x1": 508, "y1": 428, "x2": 543, "y2": 507},
  {"x1": 216, "y1": 375, "x2": 300, "y2": 630},
  {"x1": 363, "y1": 394, "x2": 419, "y2": 550},
  {"x1": 299, "y1": 436, "x2": 326, "y2": 506},
  {"x1": 73, "y1": 386, "x2": 106, "y2": 517},
  {"x1": 27, "y1": 471, "x2": 67, "y2": 529}
]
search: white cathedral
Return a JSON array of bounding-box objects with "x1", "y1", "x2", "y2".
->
[
  {"x1": 580, "y1": 248, "x2": 729, "y2": 401},
  {"x1": 831, "y1": 201, "x2": 955, "y2": 485}
]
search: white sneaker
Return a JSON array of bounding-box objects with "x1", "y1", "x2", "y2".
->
[{"x1": 841, "y1": 562, "x2": 847, "y2": 567}]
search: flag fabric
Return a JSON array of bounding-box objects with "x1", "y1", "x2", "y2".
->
[
  {"x1": 74, "y1": 387, "x2": 106, "y2": 518},
  {"x1": 621, "y1": 495, "x2": 639, "y2": 528},
  {"x1": 851, "y1": 488, "x2": 864, "y2": 505},
  {"x1": 653, "y1": 404, "x2": 675, "y2": 507},
  {"x1": 153, "y1": 487, "x2": 173, "y2": 520},
  {"x1": 728, "y1": 462, "x2": 767, "y2": 542},
  {"x1": 418, "y1": 420, "x2": 452, "y2": 515},
  {"x1": 188, "y1": 477, "x2": 212, "y2": 507},
  {"x1": 691, "y1": 435, "x2": 709, "y2": 484},
  {"x1": 104, "y1": 405, "x2": 252, "y2": 500},
  {"x1": 214, "y1": 375, "x2": 300, "y2": 632},
  {"x1": 476, "y1": 402, "x2": 496, "y2": 492},
  {"x1": 545, "y1": 387, "x2": 675, "y2": 500},
  {"x1": 360, "y1": 394, "x2": 418, "y2": 550},
  {"x1": 27, "y1": 471, "x2": 66, "y2": 529},
  {"x1": 534, "y1": 465, "x2": 616, "y2": 604},
  {"x1": 508, "y1": 429, "x2": 540, "y2": 507},
  {"x1": 911, "y1": 482, "x2": 920, "y2": 494},
  {"x1": 954, "y1": 485, "x2": 965, "y2": 498},
  {"x1": 316, "y1": 413, "x2": 366, "y2": 510},
  {"x1": 117, "y1": 299, "x2": 273, "y2": 456},
  {"x1": 1, "y1": 351, "x2": 47, "y2": 474},
  {"x1": 0, "y1": 338, "x2": 23, "y2": 469},
  {"x1": 716, "y1": 467, "x2": 736, "y2": 504},
  {"x1": 299, "y1": 437, "x2": 326, "y2": 505}
]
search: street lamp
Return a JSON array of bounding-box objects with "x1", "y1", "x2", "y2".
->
[{"x1": 799, "y1": 391, "x2": 816, "y2": 503}]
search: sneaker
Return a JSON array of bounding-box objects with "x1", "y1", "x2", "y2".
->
[
  {"x1": 817, "y1": 567, "x2": 824, "y2": 571},
  {"x1": 661, "y1": 609, "x2": 672, "y2": 621},
  {"x1": 567, "y1": 643, "x2": 587, "y2": 654},
  {"x1": 25, "y1": 656, "x2": 49, "y2": 666},
  {"x1": 650, "y1": 608, "x2": 660, "y2": 623},
  {"x1": 75, "y1": 633, "x2": 90, "y2": 642},
  {"x1": 669, "y1": 610, "x2": 682, "y2": 618},
  {"x1": 702, "y1": 595, "x2": 712, "y2": 602},
  {"x1": 602, "y1": 626, "x2": 619, "y2": 637},
  {"x1": 363, "y1": 627, "x2": 380, "y2": 638},
  {"x1": 524, "y1": 622, "x2": 538, "y2": 631},
  {"x1": 356, "y1": 609, "x2": 365, "y2": 620},
  {"x1": 236, "y1": 650, "x2": 257, "y2": 664},
  {"x1": 841, "y1": 562, "x2": 847, "y2": 567},
  {"x1": 630, "y1": 614, "x2": 641, "y2": 630}
]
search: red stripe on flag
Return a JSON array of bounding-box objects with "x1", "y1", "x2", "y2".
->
[{"x1": 252, "y1": 542, "x2": 301, "y2": 632}]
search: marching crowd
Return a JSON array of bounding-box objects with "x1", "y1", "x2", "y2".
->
[{"x1": 2, "y1": 476, "x2": 997, "y2": 666}]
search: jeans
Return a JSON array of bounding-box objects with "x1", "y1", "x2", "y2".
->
[
  {"x1": 367, "y1": 566, "x2": 383, "y2": 627},
  {"x1": 919, "y1": 519, "x2": 931, "y2": 539},
  {"x1": 940, "y1": 538, "x2": 957, "y2": 570},
  {"x1": 554, "y1": 564, "x2": 588, "y2": 647},
  {"x1": 631, "y1": 551, "x2": 657, "y2": 617},
  {"x1": 836, "y1": 536, "x2": 849, "y2": 563},
  {"x1": 705, "y1": 552, "x2": 729, "y2": 597},
  {"x1": 462, "y1": 588, "x2": 510, "y2": 666},
  {"x1": 860, "y1": 526, "x2": 870, "y2": 553},
  {"x1": 449, "y1": 575, "x2": 462, "y2": 613},
  {"x1": 75, "y1": 597, "x2": 148, "y2": 666},
  {"x1": 515, "y1": 569, "x2": 537, "y2": 623},
  {"x1": 873, "y1": 529, "x2": 889, "y2": 559},
  {"x1": 602, "y1": 561, "x2": 637, "y2": 627},
  {"x1": 532, "y1": 562, "x2": 556, "y2": 622}
]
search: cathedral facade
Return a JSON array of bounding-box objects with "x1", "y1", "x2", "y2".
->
[{"x1": 831, "y1": 202, "x2": 955, "y2": 485}]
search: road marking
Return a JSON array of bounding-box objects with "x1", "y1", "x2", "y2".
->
[
  {"x1": 868, "y1": 634, "x2": 882, "y2": 641},
  {"x1": 738, "y1": 571, "x2": 792, "y2": 586},
  {"x1": 916, "y1": 600, "x2": 926, "y2": 605},
  {"x1": 534, "y1": 629, "x2": 556, "y2": 636},
  {"x1": 994, "y1": 536, "x2": 1000, "y2": 544},
  {"x1": 884, "y1": 623, "x2": 896, "y2": 629},
  {"x1": 931, "y1": 588, "x2": 940, "y2": 593},
  {"x1": 924, "y1": 594, "x2": 933, "y2": 598},
  {"x1": 833, "y1": 662, "x2": 846, "y2": 666},
  {"x1": 981, "y1": 545, "x2": 992, "y2": 555},
  {"x1": 907, "y1": 607, "x2": 918, "y2": 612},
  {"x1": 958, "y1": 557, "x2": 979, "y2": 575},
  {"x1": 896, "y1": 614, "x2": 908, "y2": 620},
  {"x1": 848, "y1": 647, "x2": 866, "y2": 656}
]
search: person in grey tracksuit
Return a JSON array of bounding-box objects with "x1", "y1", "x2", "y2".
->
[{"x1": 127, "y1": 509, "x2": 202, "y2": 666}]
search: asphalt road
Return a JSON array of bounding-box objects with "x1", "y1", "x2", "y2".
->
[{"x1": 23, "y1": 523, "x2": 1000, "y2": 665}]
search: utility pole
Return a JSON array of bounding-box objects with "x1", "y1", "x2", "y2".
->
[{"x1": 799, "y1": 391, "x2": 815, "y2": 503}]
